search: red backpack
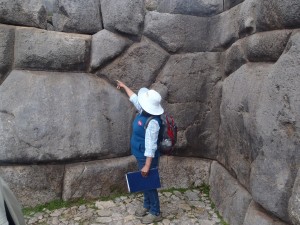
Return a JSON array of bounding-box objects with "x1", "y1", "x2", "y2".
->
[{"x1": 145, "y1": 114, "x2": 177, "y2": 155}]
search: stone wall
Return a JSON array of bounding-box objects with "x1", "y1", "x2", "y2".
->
[{"x1": 0, "y1": 0, "x2": 299, "y2": 224}]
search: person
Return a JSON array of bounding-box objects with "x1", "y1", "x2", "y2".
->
[
  {"x1": 0, "y1": 177, "x2": 25, "y2": 225},
  {"x1": 116, "y1": 80, "x2": 164, "y2": 224}
]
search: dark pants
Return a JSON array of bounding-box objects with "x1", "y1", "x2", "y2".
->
[{"x1": 136, "y1": 156, "x2": 160, "y2": 216}]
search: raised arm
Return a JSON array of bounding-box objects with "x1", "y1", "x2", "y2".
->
[{"x1": 116, "y1": 80, "x2": 134, "y2": 98}]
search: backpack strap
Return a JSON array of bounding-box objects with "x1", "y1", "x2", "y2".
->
[{"x1": 144, "y1": 116, "x2": 155, "y2": 129}]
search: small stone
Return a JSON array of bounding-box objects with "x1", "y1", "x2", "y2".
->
[
  {"x1": 95, "y1": 216, "x2": 113, "y2": 223},
  {"x1": 78, "y1": 205, "x2": 86, "y2": 211},
  {"x1": 74, "y1": 217, "x2": 82, "y2": 221},
  {"x1": 96, "y1": 209, "x2": 112, "y2": 217}
]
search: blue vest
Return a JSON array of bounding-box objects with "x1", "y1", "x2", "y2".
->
[{"x1": 131, "y1": 113, "x2": 162, "y2": 158}]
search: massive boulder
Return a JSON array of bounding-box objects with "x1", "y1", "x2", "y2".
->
[
  {"x1": 218, "y1": 63, "x2": 273, "y2": 189},
  {"x1": 0, "y1": 70, "x2": 135, "y2": 164},
  {"x1": 52, "y1": 0, "x2": 102, "y2": 34},
  {"x1": 250, "y1": 31, "x2": 300, "y2": 222},
  {"x1": 144, "y1": 11, "x2": 209, "y2": 53},
  {"x1": 224, "y1": 30, "x2": 291, "y2": 75},
  {"x1": 101, "y1": 0, "x2": 145, "y2": 36},
  {"x1": 90, "y1": 29, "x2": 133, "y2": 71},
  {"x1": 63, "y1": 156, "x2": 137, "y2": 201},
  {"x1": 160, "y1": 157, "x2": 211, "y2": 189},
  {"x1": 155, "y1": 52, "x2": 222, "y2": 159},
  {"x1": 98, "y1": 37, "x2": 169, "y2": 91},
  {"x1": 0, "y1": 0, "x2": 47, "y2": 29},
  {"x1": 244, "y1": 30, "x2": 291, "y2": 62},
  {"x1": 255, "y1": 0, "x2": 300, "y2": 31},
  {"x1": 0, "y1": 165, "x2": 64, "y2": 207},
  {"x1": 219, "y1": 31, "x2": 300, "y2": 223},
  {"x1": 14, "y1": 27, "x2": 91, "y2": 72}
]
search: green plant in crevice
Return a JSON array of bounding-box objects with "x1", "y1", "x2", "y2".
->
[
  {"x1": 198, "y1": 183, "x2": 230, "y2": 225},
  {"x1": 22, "y1": 198, "x2": 94, "y2": 216},
  {"x1": 199, "y1": 183, "x2": 210, "y2": 196}
]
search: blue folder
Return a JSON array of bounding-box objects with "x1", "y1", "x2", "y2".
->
[{"x1": 125, "y1": 168, "x2": 161, "y2": 193}]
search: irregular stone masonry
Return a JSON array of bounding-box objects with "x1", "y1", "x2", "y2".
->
[{"x1": 25, "y1": 189, "x2": 223, "y2": 225}]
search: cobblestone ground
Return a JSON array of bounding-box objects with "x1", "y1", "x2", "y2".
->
[{"x1": 25, "y1": 189, "x2": 224, "y2": 225}]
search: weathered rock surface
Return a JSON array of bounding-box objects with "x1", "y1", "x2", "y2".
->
[
  {"x1": 101, "y1": 0, "x2": 145, "y2": 36},
  {"x1": 98, "y1": 37, "x2": 169, "y2": 91},
  {"x1": 63, "y1": 156, "x2": 136, "y2": 201},
  {"x1": 144, "y1": 11, "x2": 209, "y2": 53},
  {"x1": 209, "y1": 161, "x2": 252, "y2": 225},
  {"x1": 224, "y1": 41, "x2": 247, "y2": 75},
  {"x1": 90, "y1": 29, "x2": 133, "y2": 71},
  {"x1": 157, "y1": 0, "x2": 223, "y2": 17},
  {"x1": 209, "y1": 3, "x2": 253, "y2": 51},
  {"x1": 256, "y1": 0, "x2": 300, "y2": 32},
  {"x1": 288, "y1": 169, "x2": 300, "y2": 225},
  {"x1": 224, "y1": 0, "x2": 244, "y2": 10},
  {"x1": 250, "y1": 31, "x2": 300, "y2": 222},
  {"x1": 0, "y1": 0, "x2": 47, "y2": 29},
  {"x1": 156, "y1": 53, "x2": 222, "y2": 159},
  {"x1": 243, "y1": 201, "x2": 288, "y2": 225},
  {"x1": 52, "y1": 0, "x2": 102, "y2": 34},
  {"x1": 0, "y1": 70, "x2": 135, "y2": 164},
  {"x1": 0, "y1": 165, "x2": 64, "y2": 207},
  {"x1": 244, "y1": 30, "x2": 292, "y2": 62},
  {"x1": 0, "y1": 25, "x2": 14, "y2": 83},
  {"x1": 225, "y1": 30, "x2": 291, "y2": 75},
  {"x1": 14, "y1": 27, "x2": 91, "y2": 72},
  {"x1": 218, "y1": 63, "x2": 273, "y2": 189},
  {"x1": 160, "y1": 156, "x2": 211, "y2": 189}
]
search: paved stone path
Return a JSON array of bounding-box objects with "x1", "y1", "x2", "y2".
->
[{"x1": 25, "y1": 189, "x2": 224, "y2": 225}]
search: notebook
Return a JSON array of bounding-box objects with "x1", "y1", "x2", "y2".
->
[{"x1": 125, "y1": 168, "x2": 161, "y2": 193}]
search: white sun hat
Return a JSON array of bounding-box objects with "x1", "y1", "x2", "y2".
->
[{"x1": 137, "y1": 88, "x2": 164, "y2": 115}]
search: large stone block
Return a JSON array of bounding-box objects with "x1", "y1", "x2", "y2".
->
[
  {"x1": 101, "y1": 0, "x2": 145, "y2": 36},
  {"x1": 288, "y1": 169, "x2": 300, "y2": 225},
  {"x1": 0, "y1": 165, "x2": 64, "y2": 207},
  {"x1": 90, "y1": 29, "x2": 133, "y2": 71},
  {"x1": 256, "y1": 0, "x2": 300, "y2": 31},
  {"x1": 209, "y1": 161, "x2": 252, "y2": 225},
  {"x1": 243, "y1": 201, "x2": 288, "y2": 225},
  {"x1": 14, "y1": 27, "x2": 91, "y2": 72},
  {"x1": 244, "y1": 30, "x2": 292, "y2": 62},
  {"x1": 218, "y1": 63, "x2": 273, "y2": 189},
  {"x1": 251, "y1": 31, "x2": 300, "y2": 222},
  {"x1": 156, "y1": 53, "x2": 222, "y2": 158},
  {"x1": 159, "y1": 156, "x2": 211, "y2": 189},
  {"x1": 144, "y1": 11, "x2": 209, "y2": 53},
  {"x1": 62, "y1": 156, "x2": 136, "y2": 201},
  {"x1": 0, "y1": 24, "x2": 14, "y2": 84},
  {"x1": 157, "y1": 0, "x2": 223, "y2": 17},
  {"x1": 52, "y1": 0, "x2": 102, "y2": 34},
  {"x1": 0, "y1": 0, "x2": 47, "y2": 29},
  {"x1": 98, "y1": 37, "x2": 169, "y2": 91},
  {"x1": 225, "y1": 30, "x2": 291, "y2": 75},
  {"x1": 0, "y1": 70, "x2": 135, "y2": 164},
  {"x1": 209, "y1": 1, "x2": 256, "y2": 51},
  {"x1": 224, "y1": 41, "x2": 247, "y2": 75}
]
